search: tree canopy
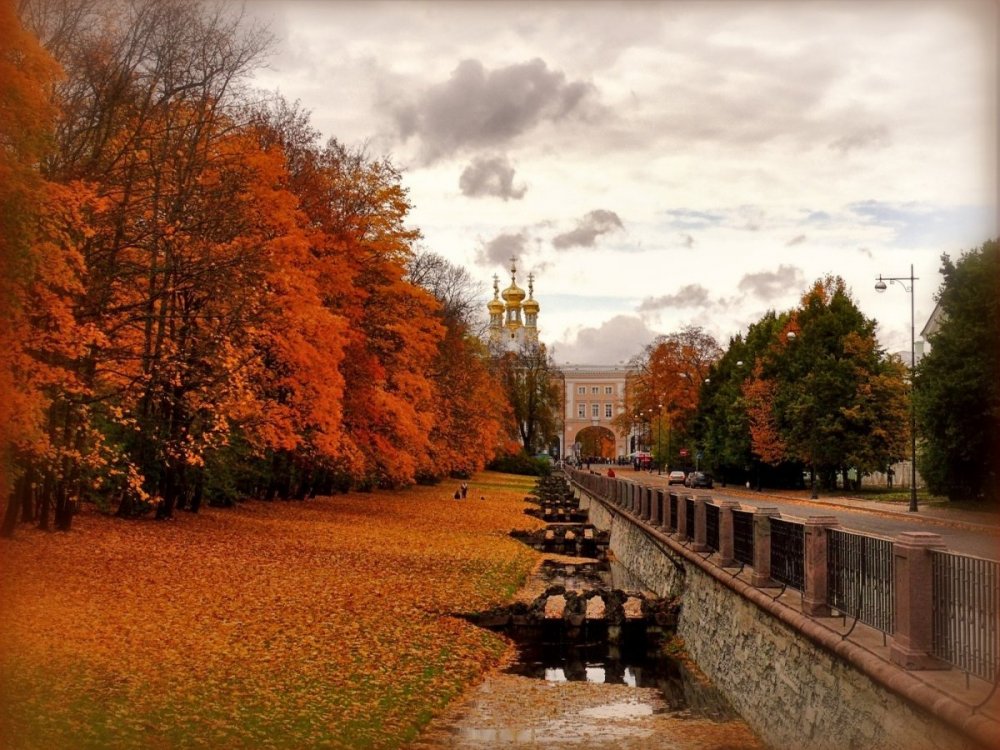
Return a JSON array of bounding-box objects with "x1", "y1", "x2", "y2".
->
[{"x1": 915, "y1": 240, "x2": 999, "y2": 501}]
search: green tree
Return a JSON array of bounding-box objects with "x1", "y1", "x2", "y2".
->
[
  {"x1": 695, "y1": 313, "x2": 785, "y2": 485},
  {"x1": 776, "y1": 277, "x2": 909, "y2": 490},
  {"x1": 915, "y1": 241, "x2": 1000, "y2": 501},
  {"x1": 492, "y1": 341, "x2": 561, "y2": 455}
]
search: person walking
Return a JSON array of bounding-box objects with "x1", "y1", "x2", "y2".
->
[{"x1": 460, "y1": 482, "x2": 468, "y2": 499}]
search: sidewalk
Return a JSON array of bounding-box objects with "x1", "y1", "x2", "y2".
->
[{"x1": 587, "y1": 466, "x2": 1000, "y2": 534}]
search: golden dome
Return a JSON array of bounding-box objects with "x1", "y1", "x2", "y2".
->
[
  {"x1": 502, "y1": 281, "x2": 525, "y2": 305},
  {"x1": 523, "y1": 272, "x2": 539, "y2": 314},
  {"x1": 501, "y1": 258, "x2": 526, "y2": 305},
  {"x1": 487, "y1": 274, "x2": 505, "y2": 313}
]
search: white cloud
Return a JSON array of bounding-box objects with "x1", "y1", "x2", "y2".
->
[{"x1": 246, "y1": 0, "x2": 998, "y2": 362}]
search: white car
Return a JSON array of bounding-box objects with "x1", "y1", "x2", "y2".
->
[{"x1": 668, "y1": 470, "x2": 686, "y2": 485}]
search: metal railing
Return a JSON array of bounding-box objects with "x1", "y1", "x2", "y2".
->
[
  {"x1": 827, "y1": 529, "x2": 894, "y2": 635},
  {"x1": 733, "y1": 510, "x2": 754, "y2": 566},
  {"x1": 770, "y1": 518, "x2": 804, "y2": 590},
  {"x1": 931, "y1": 550, "x2": 999, "y2": 683},
  {"x1": 705, "y1": 503, "x2": 720, "y2": 551},
  {"x1": 685, "y1": 497, "x2": 695, "y2": 539},
  {"x1": 669, "y1": 493, "x2": 678, "y2": 531}
]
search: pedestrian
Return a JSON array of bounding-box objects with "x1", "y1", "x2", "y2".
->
[
  {"x1": 460, "y1": 482, "x2": 468, "y2": 499},
  {"x1": 607, "y1": 468, "x2": 616, "y2": 478},
  {"x1": 454, "y1": 488, "x2": 461, "y2": 500}
]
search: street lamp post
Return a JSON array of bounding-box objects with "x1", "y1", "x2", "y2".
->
[
  {"x1": 656, "y1": 402, "x2": 663, "y2": 474},
  {"x1": 646, "y1": 407, "x2": 653, "y2": 472},
  {"x1": 875, "y1": 264, "x2": 919, "y2": 513}
]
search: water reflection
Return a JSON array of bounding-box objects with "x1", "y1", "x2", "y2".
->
[{"x1": 505, "y1": 639, "x2": 737, "y2": 721}]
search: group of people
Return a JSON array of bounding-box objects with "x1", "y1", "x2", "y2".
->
[{"x1": 452, "y1": 483, "x2": 469, "y2": 500}]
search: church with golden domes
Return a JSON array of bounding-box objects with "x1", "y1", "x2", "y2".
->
[
  {"x1": 487, "y1": 257, "x2": 630, "y2": 461},
  {"x1": 487, "y1": 257, "x2": 540, "y2": 349}
]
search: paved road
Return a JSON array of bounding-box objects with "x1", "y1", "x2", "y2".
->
[{"x1": 580, "y1": 467, "x2": 1000, "y2": 560}]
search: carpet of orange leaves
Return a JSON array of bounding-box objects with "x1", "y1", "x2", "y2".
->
[{"x1": 0, "y1": 472, "x2": 542, "y2": 749}]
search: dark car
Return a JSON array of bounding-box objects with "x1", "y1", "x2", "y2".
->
[{"x1": 684, "y1": 471, "x2": 714, "y2": 489}]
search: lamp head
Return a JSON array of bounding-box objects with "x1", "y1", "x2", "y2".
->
[
  {"x1": 875, "y1": 277, "x2": 887, "y2": 293},
  {"x1": 786, "y1": 331, "x2": 796, "y2": 341}
]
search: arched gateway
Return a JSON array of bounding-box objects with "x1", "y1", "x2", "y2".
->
[{"x1": 559, "y1": 365, "x2": 629, "y2": 460}]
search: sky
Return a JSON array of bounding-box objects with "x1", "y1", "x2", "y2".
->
[{"x1": 244, "y1": 0, "x2": 998, "y2": 365}]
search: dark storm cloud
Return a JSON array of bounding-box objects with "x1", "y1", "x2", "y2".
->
[
  {"x1": 638, "y1": 284, "x2": 710, "y2": 312},
  {"x1": 477, "y1": 232, "x2": 528, "y2": 266},
  {"x1": 392, "y1": 58, "x2": 596, "y2": 163},
  {"x1": 459, "y1": 156, "x2": 526, "y2": 200},
  {"x1": 737, "y1": 265, "x2": 805, "y2": 300},
  {"x1": 552, "y1": 210, "x2": 623, "y2": 249}
]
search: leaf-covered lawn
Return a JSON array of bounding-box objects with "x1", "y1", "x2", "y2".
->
[{"x1": 0, "y1": 472, "x2": 542, "y2": 749}]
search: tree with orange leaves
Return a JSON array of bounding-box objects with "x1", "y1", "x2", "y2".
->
[{"x1": 617, "y1": 326, "x2": 720, "y2": 467}]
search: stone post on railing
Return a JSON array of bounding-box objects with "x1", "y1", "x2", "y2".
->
[
  {"x1": 750, "y1": 507, "x2": 780, "y2": 587},
  {"x1": 692, "y1": 495, "x2": 709, "y2": 552},
  {"x1": 890, "y1": 532, "x2": 949, "y2": 671},
  {"x1": 802, "y1": 516, "x2": 839, "y2": 616},
  {"x1": 717, "y1": 500, "x2": 740, "y2": 567},
  {"x1": 676, "y1": 493, "x2": 689, "y2": 541}
]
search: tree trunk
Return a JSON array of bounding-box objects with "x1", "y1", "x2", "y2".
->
[
  {"x1": 189, "y1": 471, "x2": 203, "y2": 513},
  {"x1": 37, "y1": 469, "x2": 53, "y2": 531},
  {"x1": 1, "y1": 470, "x2": 28, "y2": 538},
  {"x1": 18, "y1": 462, "x2": 36, "y2": 524}
]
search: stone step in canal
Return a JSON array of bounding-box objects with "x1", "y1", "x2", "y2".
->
[{"x1": 412, "y1": 472, "x2": 766, "y2": 749}]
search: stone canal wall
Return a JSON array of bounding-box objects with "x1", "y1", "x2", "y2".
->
[{"x1": 572, "y1": 479, "x2": 994, "y2": 750}]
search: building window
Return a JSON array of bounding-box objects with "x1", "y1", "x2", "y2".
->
[
  {"x1": 592, "y1": 403, "x2": 600, "y2": 418},
  {"x1": 578, "y1": 403, "x2": 586, "y2": 418},
  {"x1": 577, "y1": 386, "x2": 585, "y2": 395},
  {"x1": 605, "y1": 403, "x2": 612, "y2": 418},
  {"x1": 605, "y1": 386, "x2": 613, "y2": 394},
  {"x1": 591, "y1": 386, "x2": 600, "y2": 394}
]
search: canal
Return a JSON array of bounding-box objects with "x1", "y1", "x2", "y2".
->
[{"x1": 411, "y1": 475, "x2": 766, "y2": 749}]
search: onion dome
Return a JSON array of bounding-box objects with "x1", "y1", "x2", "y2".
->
[
  {"x1": 487, "y1": 274, "x2": 505, "y2": 314},
  {"x1": 501, "y1": 258, "x2": 526, "y2": 306},
  {"x1": 523, "y1": 272, "x2": 540, "y2": 314}
]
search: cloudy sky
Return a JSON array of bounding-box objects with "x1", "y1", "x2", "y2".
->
[{"x1": 245, "y1": 0, "x2": 997, "y2": 364}]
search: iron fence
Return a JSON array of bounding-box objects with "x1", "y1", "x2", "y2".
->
[
  {"x1": 827, "y1": 529, "x2": 894, "y2": 634},
  {"x1": 705, "y1": 503, "x2": 720, "y2": 551},
  {"x1": 733, "y1": 510, "x2": 754, "y2": 566},
  {"x1": 669, "y1": 493, "x2": 678, "y2": 531},
  {"x1": 931, "y1": 550, "x2": 999, "y2": 683},
  {"x1": 685, "y1": 497, "x2": 695, "y2": 539},
  {"x1": 770, "y1": 518, "x2": 804, "y2": 590}
]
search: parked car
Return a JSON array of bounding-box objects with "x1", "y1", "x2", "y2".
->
[
  {"x1": 667, "y1": 470, "x2": 686, "y2": 485},
  {"x1": 684, "y1": 471, "x2": 714, "y2": 489}
]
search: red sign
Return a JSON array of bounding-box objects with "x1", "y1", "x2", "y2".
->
[{"x1": 679, "y1": 449, "x2": 689, "y2": 457}]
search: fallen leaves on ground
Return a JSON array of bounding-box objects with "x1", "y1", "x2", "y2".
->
[{"x1": 0, "y1": 472, "x2": 542, "y2": 749}]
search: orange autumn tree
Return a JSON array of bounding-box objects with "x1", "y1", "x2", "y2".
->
[
  {"x1": 742, "y1": 360, "x2": 787, "y2": 466},
  {"x1": 307, "y1": 141, "x2": 445, "y2": 488},
  {"x1": 4, "y1": 1, "x2": 516, "y2": 531},
  {"x1": 408, "y1": 250, "x2": 508, "y2": 479},
  {"x1": 618, "y1": 326, "x2": 720, "y2": 465},
  {"x1": 0, "y1": 0, "x2": 101, "y2": 534}
]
